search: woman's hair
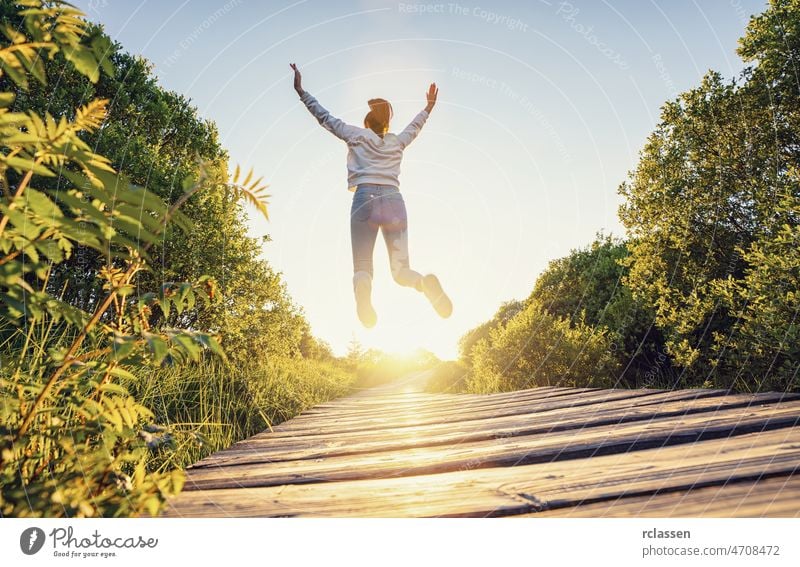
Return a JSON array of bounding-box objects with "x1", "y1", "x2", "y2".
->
[{"x1": 364, "y1": 98, "x2": 393, "y2": 136}]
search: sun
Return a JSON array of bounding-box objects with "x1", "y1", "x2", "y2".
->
[{"x1": 350, "y1": 267, "x2": 459, "y2": 360}]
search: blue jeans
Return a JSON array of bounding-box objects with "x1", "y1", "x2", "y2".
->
[{"x1": 350, "y1": 184, "x2": 423, "y2": 289}]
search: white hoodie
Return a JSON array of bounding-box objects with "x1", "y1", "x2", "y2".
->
[{"x1": 300, "y1": 91, "x2": 429, "y2": 191}]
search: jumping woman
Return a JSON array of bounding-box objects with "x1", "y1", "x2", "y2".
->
[{"x1": 290, "y1": 63, "x2": 452, "y2": 328}]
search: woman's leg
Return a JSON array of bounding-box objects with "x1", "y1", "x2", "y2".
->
[
  {"x1": 380, "y1": 192, "x2": 453, "y2": 318},
  {"x1": 379, "y1": 193, "x2": 424, "y2": 290},
  {"x1": 383, "y1": 226, "x2": 424, "y2": 290},
  {"x1": 351, "y1": 189, "x2": 379, "y2": 327},
  {"x1": 351, "y1": 195, "x2": 379, "y2": 279}
]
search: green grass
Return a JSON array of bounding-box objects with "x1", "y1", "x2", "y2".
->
[{"x1": 122, "y1": 356, "x2": 356, "y2": 472}]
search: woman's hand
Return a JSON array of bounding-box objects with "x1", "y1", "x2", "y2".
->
[
  {"x1": 290, "y1": 63, "x2": 304, "y2": 96},
  {"x1": 425, "y1": 82, "x2": 438, "y2": 113}
]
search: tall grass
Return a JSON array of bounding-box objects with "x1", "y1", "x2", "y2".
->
[
  {"x1": 124, "y1": 357, "x2": 356, "y2": 472},
  {"x1": 1, "y1": 315, "x2": 355, "y2": 477}
]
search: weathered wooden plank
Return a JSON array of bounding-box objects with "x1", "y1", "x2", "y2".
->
[
  {"x1": 164, "y1": 427, "x2": 800, "y2": 517},
  {"x1": 287, "y1": 387, "x2": 601, "y2": 423},
  {"x1": 310, "y1": 386, "x2": 566, "y2": 410},
  {"x1": 189, "y1": 389, "x2": 689, "y2": 466},
  {"x1": 189, "y1": 391, "x2": 790, "y2": 469},
  {"x1": 312, "y1": 391, "x2": 457, "y2": 409},
  {"x1": 527, "y1": 475, "x2": 800, "y2": 517},
  {"x1": 182, "y1": 401, "x2": 800, "y2": 489},
  {"x1": 315, "y1": 386, "x2": 580, "y2": 409},
  {"x1": 281, "y1": 386, "x2": 735, "y2": 425},
  {"x1": 267, "y1": 388, "x2": 702, "y2": 437},
  {"x1": 499, "y1": 435, "x2": 800, "y2": 514},
  {"x1": 223, "y1": 390, "x2": 786, "y2": 446},
  {"x1": 235, "y1": 388, "x2": 662, "y2": 438}
]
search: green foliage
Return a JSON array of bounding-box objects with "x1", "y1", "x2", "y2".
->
[
  {"x1": 618, "y1": 0, "x2": 800, "y2": 389},
  {"x1": 0, "y1": 0, "x2": 112, "y2": 89},
  {"x1": 467, "y1": 1, "x2": 799, "y2": 394},
  {"x1": 0, "y1": 15, "x2": 303, "y2": 367},
  {"x1": 529, "y1": 234, "x2": 628, "y2": 326},
  {"x1": 298, "y1": 322, "x2": 335, "y2": 361},
  {"x1": 0, "y1": 0, "x2": 274, "y2": 517},
  {"x1": 708, "y1": 188, "x2": 800, "y2": 391},
  {"x1": 467, "y1": 299, "x2": 620, "y2": 394},
  {"x1": 460, "y1": 235, "x2": 676, "y2": 391},
  {"x1": 738, "y1": 0, "x2": 800, "y2": 104},
  {"x1": 229, "y1": 164, "x2": 271, "y2": 221},
  {"x1": 526, "y1": 234, "x2": 675, "y2": 387},
  {"x1": 123, "y1": 357, "x2": 355, "y2": 472},
  {"x1": 458, "y1": 299, "x2": 525, "y2": 366}
]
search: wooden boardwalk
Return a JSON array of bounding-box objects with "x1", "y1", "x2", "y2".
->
[{"x1": 164, "y1": 372, "x2": 800, "y2": 517}]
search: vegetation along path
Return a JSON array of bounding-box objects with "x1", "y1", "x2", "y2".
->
[{"x1": 163, "y1": 374, "x2": 800, "y2": 517}]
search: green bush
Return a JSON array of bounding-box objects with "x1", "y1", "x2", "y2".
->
[
  {"x1": 527, "y1": 233, "x2": 676, "y2": 387},
  {"x1": 467, "y1": 299, "x2": 620, "y2": 393},
  {"x1": 459, "y1": 234, "x2": 677, "y2": 393},
  {"x1": 458, "y1": 300, "x2": 525, "y2": 367}
]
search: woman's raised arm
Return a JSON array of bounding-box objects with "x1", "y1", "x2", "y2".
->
[
  {"x1": 425, "y1": 82, "x2": 438, "y2": 114},
  {"x1": 397, "y1": 83, "x2": 437, "y2": 149},
  {"x1": 291, "y1": 63, "x2": 360, "y2": 142},
  {"x1": 290, "y1": 63, "x2": 305, "y2": 96}
]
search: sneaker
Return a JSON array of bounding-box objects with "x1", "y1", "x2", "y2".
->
[
  {"x1": 353, "y1": 272, "x2": 377, "y2": 328},
  {"x1": 421, "y1": 274, "x2": 452, "y2": 318}
]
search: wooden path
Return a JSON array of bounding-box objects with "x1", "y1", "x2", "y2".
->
[{"x1": 164, "y1": 371, "x2": 800, "y2": 517}]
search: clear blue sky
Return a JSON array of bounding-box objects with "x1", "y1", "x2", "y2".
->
[{"x1": 72, "y1": 0, "x2": 767, "y2": 359}]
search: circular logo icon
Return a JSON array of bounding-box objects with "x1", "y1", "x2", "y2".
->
[{"x1": 20, "y1": 527, "x2": 46, "y2": 555}]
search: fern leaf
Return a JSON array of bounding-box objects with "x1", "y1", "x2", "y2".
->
[
  {"x1": 74, "y1": 99, "x2": 108, "y2": 132},
  {"x1": 229, "y1": 165, "x2": 270, "y2": 221}
]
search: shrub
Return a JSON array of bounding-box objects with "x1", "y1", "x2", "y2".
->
[
  {"x1": 467, "y1": 299, "x2": 620, "y2": 393},
  {"x1": 527, "y1": 234, "x2": 676, "y2": 387},
  {"x1": 458, "y1": 300, "x2": 525, "y2": 367}
]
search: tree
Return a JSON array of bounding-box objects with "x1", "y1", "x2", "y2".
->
[
  {"x1": 460, "y1": 0, "x2": 800, "y2": 394},
  {"x1": 0, "y1": 17, "x2": 225, "y2": 312},
  {"x1": 0, "y1": 0, "x2": 269, "y2": 517},
  {"x1": 618, "y1": 0, "x2": 800, "y2": 389},
  {"x1": 346, "y1": 335, "x2": 364, "y2": 369},
  {"x1": 0, "y1": 12, "x2": 307, "y2": 365},
  {"x1": 709, "y1": 186, "x2": 800, "y2": 391},
  {"x1": 461, "y1": 234, "x2": 675, "y2": 389}
]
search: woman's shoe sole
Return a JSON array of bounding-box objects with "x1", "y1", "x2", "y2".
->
[{"x1": 422, "y1": 274, "x2": 453, "y2": 318}]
